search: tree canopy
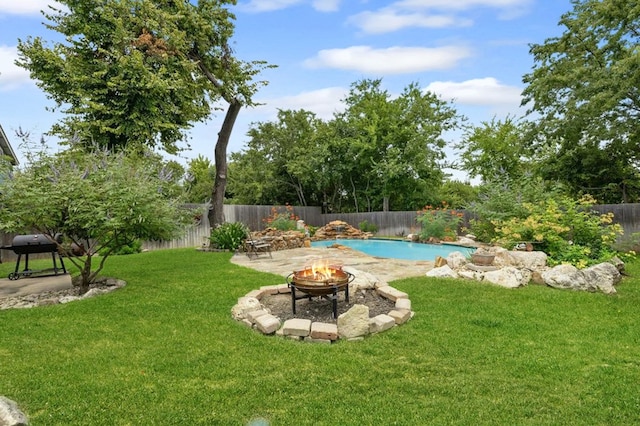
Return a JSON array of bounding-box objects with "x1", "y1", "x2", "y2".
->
[
  {"x1": 229, "y1": 79, "x2": 464, "y2": 212},
  {"x1": 455, "y1": 116, "x2": 531, "y2": 183},
  {"x1": 17, "y1": 0, "x2": 273, "y2": 225},
  {"x1": 521, "y1": 0, "x2": 640, "y2": 202}
]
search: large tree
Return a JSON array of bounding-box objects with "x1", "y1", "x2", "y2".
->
[
  {"x1": 16, "y1": 0, "x2": 272, "y2": 225},
  {"x1": 521, "y1": 0, "x2": 640, "y2": 202},
  {"x1": 334, "y1": 79, "x2": 462, "y2": 211}
]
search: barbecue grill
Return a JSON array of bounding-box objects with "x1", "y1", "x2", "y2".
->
[{"x1": 0, "y1": 234, "x2": 67, "y2": 280}]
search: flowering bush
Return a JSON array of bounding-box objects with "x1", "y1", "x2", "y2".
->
[
  {"x1": 492, "y1": 195, "x2": 623, "y2": 267},
  {"x1": 262, "y1": 204, "x2": 299, "y2": 231},
  {"x1": 416, "y1": 202, "x2": 464, "y2": 241}
]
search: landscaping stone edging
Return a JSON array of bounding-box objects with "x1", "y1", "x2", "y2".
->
[
  {"x1": 231, "y1": 269, "x2": 414, "y2": 343},
  {"x1": 0, "y1": 278, "x2": 127, "y2": 310}
]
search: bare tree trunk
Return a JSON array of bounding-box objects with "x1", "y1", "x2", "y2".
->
[
  {"x1": 208, "y1": 100, "x2": 241, "y2": 228},
  {"x1": 350, "y1": 176, "x2": 359, "y2": 213},
  {"x1": 383, "y1": 196, "x2": 389, "y2": 212}
]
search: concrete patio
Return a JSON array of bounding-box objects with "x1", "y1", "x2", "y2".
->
[{"x1": 0, "y1": 273, "x2": 73, "y2": 299}]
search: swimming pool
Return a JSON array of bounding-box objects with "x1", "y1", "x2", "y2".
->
[{"x1": 311, "y1": 239, "x2": 474, "y2": 261}]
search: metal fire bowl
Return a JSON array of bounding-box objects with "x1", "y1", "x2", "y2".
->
[{"x1": 286, "y1": 268, "x2": 355, "y2": 296}]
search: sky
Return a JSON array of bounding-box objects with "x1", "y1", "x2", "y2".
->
[{"x1": 0, "y1": 0, "x2": 574, "y2": 178}]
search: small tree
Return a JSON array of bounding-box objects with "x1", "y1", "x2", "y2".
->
[{"x1": 0, "y1": 147, "x2": 189, "y2": 293}]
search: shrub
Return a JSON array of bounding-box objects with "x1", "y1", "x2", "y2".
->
[
  {"x1": 492, "y1": 195, "x2": 623, "y2": 267},
  {"x1": 209, "y1": 222, "x2": 248, "y2": 251},
  {"x1": 416, "y1": 202, "x2": 464, "y2": 240},
  {"x1": 467, "y1": 177, "x2": 560, "y2": 242},
  {"x1": 98, "y1": 239, "x2": 142, "y2": 256},
  {"x1": 358, "y1": 220, "x2": 378, "y2": 234},
  {"x1": 262, "y1": 204, "x2": 299, "y2": 231}
]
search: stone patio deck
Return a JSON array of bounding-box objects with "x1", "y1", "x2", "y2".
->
[{"x1": 230, "y1": 246, "x2": 434, "y2": 283}]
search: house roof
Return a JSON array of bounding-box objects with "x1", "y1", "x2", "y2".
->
[{"x1": 0, "y1": 124, "x2": 19, "y2": 165}]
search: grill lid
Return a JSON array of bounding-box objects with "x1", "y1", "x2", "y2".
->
[
  {"x1": 10, "y1": 234, "x2": 61, "y2": 254},
  {"x1": 12, "y1": 234, "x2": 56, "y2": 246}
]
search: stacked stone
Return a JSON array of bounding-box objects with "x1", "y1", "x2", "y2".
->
[
  {"x1": 229, "y1": 267, "x2": 414, "y2": 343},
  {"x1": 312, "y1": 220, "x2": 371, "y2": 240},
  {"x1": 251, "y1": 230, "x2": 306, "y2": 251}
]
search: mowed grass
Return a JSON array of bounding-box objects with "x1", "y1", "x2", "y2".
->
[{"x1": 1, "y1": 249, "x2": 639, "y2": 425}]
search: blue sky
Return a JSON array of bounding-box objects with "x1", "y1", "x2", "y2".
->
[{"x1": 0, "y1": 0, "x2": 573, "y2": 176}]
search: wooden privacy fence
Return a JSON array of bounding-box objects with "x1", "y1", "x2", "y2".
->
[
  {"x1": 142, "y1": 204, "x2": 323, "y2": 251},
  {"x1": 144, "y1": 203, "x2": 640, "y2": 251},
  {"x1": 4, "y1": 204, "x2": 640, "y2": 255}
]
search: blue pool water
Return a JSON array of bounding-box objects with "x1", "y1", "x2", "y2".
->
[{"x1": 311, "y1": 239, "x2": 473, "y2": 261}]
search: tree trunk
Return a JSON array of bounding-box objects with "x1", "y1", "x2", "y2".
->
[
  {"x1": 350, "y1": 176, "x2": 359, "y2": 213},
  {"x1": 208, "y1": 100, "x2": 241, "y2": 228},
  {"x1": 79, "y1": 255, "x2": 92, "y2": 294},
  {"x1": 383, "y1": 196, "x2": 389, "y2": 212}
]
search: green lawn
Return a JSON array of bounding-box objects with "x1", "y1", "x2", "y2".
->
[{"x1": 1, "y1": 249, "x2": 639, "y2": 425}]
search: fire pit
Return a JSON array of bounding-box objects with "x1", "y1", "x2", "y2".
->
[{"x1": 286, "y1": 260, "x2": 355, "y2": 319}]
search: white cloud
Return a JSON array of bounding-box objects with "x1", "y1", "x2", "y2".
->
[
  {"x1": 237, "y1": 0, "x2": 339, "y2": 13},
  {"x1": 0, "y1": 46, "x2": 33, "y2": 91},
  {"x1": 312, "y1": 0, "x2": 341, "y2": 12},
  {"x1": 0, "y1": 0, "x2": 58, "y2": 15},
  {"x1": 425, "y1": 77, "x2": 522, "y2": 106},
  {"x1": 236, "y1": 0, "x2": 303, "y2": 13},
  {"x1": 304, "y1": 45, "x2": 471, "y2": 74},
  {"x1": 394, "y1": 0, "x2": 531, "y2": 13},
  {"x1": 348, "y1": 10, "x2": 471, "y2": 34},
  {"x1": 252, "y1": 87, "x2": 347, "y2": 120},
  {"x1": 349, "y1": 0, "x2": 531, "y2": 33}
]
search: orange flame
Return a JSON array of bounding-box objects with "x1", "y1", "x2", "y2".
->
[{"x1": 299, "y1": 258, "x2": 343, "y2": 281}]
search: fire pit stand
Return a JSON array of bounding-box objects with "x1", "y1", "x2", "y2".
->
[{"x1": 286, "y1": 268, "x2": 355, "y2": 319}]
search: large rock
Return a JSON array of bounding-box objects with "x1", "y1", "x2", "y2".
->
[
  {"x1": 494, "y1": 249, "x2": 548, "y2": 269},
  {"x1": 583, "y1": 262, "x2": 621, "y2": 294},
  {"x1": 445, "y1": 251, "x2": 468, "y2": 270},
  {"x1": 344, "y1": 267, "x2": 383, "y2": 292},
  {"x1": 483, "y1": 267, "x2": 531, "y2": 288},
  {"x1": 429, "y1": 248, "x2": 625, "y2": 294},
  {"x1": 542, "y1": 264, "x2": 596, "y2": 292},
  {"x1": 0, "y1": 396, "x2": 28, "y2": 426},
  {"x1": 425, "y1": 265, "x2": 459, "y2": 279},
  {"x1": 337, "y1": 304, "x2": 370, "y2": 339},
  {"x1": 608, "y1": 256, "x2": 625, "y2": 274}
]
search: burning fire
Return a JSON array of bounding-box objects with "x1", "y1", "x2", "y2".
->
[{"x1": 299, "y1": 258, "x2": 343, "y2": 282}]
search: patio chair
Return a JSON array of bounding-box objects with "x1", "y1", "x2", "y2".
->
[{"x1": 245, "y1": 233, "x2": 272, "y2": 259}]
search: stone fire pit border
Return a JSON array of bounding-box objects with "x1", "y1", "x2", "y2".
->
[{"x1": 231, "y1": 278, "x2": 414, "y2": 343}]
